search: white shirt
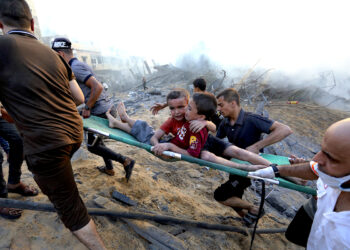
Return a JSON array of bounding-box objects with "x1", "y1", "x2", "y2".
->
[{"x1": 307, "y1": 177, "x2": 350, "y2": 250}]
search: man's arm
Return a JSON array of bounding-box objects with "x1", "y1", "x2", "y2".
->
[
  {"x1": 150, "y1": 129, "x2": 165, "y2": 146},
  {"x1": 85, "y1": 76, "x2": 103, "y2": 108},
  {"x1": 226, "y1": 145, "x2": 271, "y2": 165},
  {"x1": 69, "y1": 79, "x2": 84, "y2": 105},
  {"x1": 278, "y1": 162, "x2": 318, "y2": 180},
  {"x1": 82, "y1": 76, "x2": 103, "y2": 118},
  {"x1": 249, "y1": 162, "x2": 318, "y2": 180},
  {"x1": 246, "y1": 121, "x2": 293, "y2": 153}
]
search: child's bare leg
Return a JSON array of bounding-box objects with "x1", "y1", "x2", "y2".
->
[
  {"x1": 106, "y1": 110, "x2": 132, "y2": 133},
  {"x1": 117, "y1": 102, "x2": 137, "y2": 127}
]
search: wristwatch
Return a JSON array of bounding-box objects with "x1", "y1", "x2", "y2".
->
[
  {"x1": 84, "y1": 104, "x2": 90, "y2": 110},
  {"x1": 270, "y1": 164, "x2": 280, "y2": 177}
]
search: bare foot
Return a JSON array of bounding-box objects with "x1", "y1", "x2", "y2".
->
[{"x1": 117, "y1": 102, "x2": 129, "y2": 123}]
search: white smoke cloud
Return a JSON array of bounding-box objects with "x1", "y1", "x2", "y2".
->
[{"x1": 33, "y1": 0, "x2": 350, "y2": 105}]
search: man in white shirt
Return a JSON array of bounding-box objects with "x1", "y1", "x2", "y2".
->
[{"x1": 249, "y1": 118, "x2": 350, "y2": 249}]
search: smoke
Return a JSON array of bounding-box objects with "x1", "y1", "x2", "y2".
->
[{"x1": 32, "y1": 0, "x2": 350, "y2": 110}]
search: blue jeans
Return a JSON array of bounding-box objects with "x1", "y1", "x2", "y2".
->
[{"x1": 0, "y1": 118, "x2": 24, "y2": 197}]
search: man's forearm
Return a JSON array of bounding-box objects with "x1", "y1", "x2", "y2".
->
[
  {"x1": 86, "y1": 86, "x2": 102, "y2": 108},
  {"x1": 229, "y1": 146, "x2": 270, "y2": 165},
  {"x1": 252, "y1": 123, "x2": 292, "y2": 151},
  {"x1": 278, "y1": 162, "x2": 318, "y2": 180}
]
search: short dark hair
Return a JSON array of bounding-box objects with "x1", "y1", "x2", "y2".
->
[
  {"x1": 166, "y1": 88, "x2": 190, "y2": 103},
  {"x1": 0, "y1": 0, "x2": 32, "y2": 29},
  {"x1": 193, "y1": 77, "x2": 207, "y2": 91},
  {"x1": 216, "y1": 88, "x2": 240, "y2": 106},
  {"x1": 55, "y1": 48, "x2": 73, "y2": 56},
  {"x1": 192, "y1": 92, "x2": 217, "y2": 120}
]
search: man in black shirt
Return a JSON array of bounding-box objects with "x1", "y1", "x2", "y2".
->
[{"x1": 214, "y1": 88, "x2": 292, "y2": 225}]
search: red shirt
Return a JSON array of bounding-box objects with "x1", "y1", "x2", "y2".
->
[
  {"x1": 171, "y1": 122, "x2": 208, "y2": 158},
  {"x1": 160, "y1": 117, "x2": 186, "y2": 135}
]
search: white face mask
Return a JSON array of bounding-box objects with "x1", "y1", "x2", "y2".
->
[{"x1": 318, "y1": 168, "x2": 350, "y2": 192}]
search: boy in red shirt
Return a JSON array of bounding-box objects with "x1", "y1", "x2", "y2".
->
[{"x1": 152, "y1": 92, "x2": 217, "y2": 157}]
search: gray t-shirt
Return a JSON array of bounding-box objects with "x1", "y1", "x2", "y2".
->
[{"x1": 69, "y1": 58, "x2": 111, "y2": 116}]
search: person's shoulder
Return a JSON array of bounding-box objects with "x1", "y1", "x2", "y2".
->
[
  {"x1": 71, "y1": 58, "x2": 85, "y2": 67},
  {"x1": 0, "y1": 35, "x2": 14, "y2": 47},
  {"x1": 244, "y1": 111, "x2": 273, "y2": 123},
  {"x1": 218, "y1": 117, "x2": 230, "y2": 128}
]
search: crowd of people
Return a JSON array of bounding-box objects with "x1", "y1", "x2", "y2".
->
[{"x1": 0, "y1": 0, "x2": 349, "y2": 249}]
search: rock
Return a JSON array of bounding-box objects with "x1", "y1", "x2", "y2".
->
[
  {"x1": 112, "y1": 190, "x2": 138, "y2": 206},
  {"x1": 93, "y1": 196, "x2": 187, "y2": 250},
  {"x1": 186, "y1": 169, "x2": 203, "y2": 178}
]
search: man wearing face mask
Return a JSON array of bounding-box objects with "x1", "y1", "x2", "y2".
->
[{"x1": 249, "y1": 118, "x2": 350, "y2": 249}]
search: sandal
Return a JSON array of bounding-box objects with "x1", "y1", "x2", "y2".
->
[
  {"x1": 7, "y1": 183, "x2": 38, "y2": 197},
  {"x1": 0, "y1": 207, "x2": 22, "y2": 220},
  {"x1": 123, "y1": 158, "x2": 135, "y2": 182},
  {"x1": 243, "y1": 209, "x2": 265, "y2": 227},
  {"x1": 97, "y1": 166, "x2": 115, "y2": 176}
]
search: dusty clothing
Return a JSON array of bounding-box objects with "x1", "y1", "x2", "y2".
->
[
  {"x1": 69, "y1": 58, "x2": 112, "y2": 115},
  {"x1": 25, "y1": 143, "x2": 90, "y2": 231},
  {"x1": 0, "y1": 31, "x2": 83, "y2": 155},
  {"x1": 171, "y1": 122, "x2": 208, "y2": 158},
  {"x1": 130, "y1": 120, "x2": 155, "y2": 144},
  {"x1": 160, "y1": 117, "x2": 186, "y2": 136}
]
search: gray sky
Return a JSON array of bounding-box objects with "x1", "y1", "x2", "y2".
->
[{"x1": 34, "y1": 0, "x2": 350, "y2": 75}]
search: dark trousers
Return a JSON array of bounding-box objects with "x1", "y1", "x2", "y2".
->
[
  {"x1": 0, "y1": 118, "x2": 24, "y2": 197},
  {"x1": 87, "y1": 133, "x2": 126, "y2": 170},
  {"x1": 285, "y1": 206, "x2": 313, "y2": 247},
  {"x1": 25, "y1": 143, "x2": 90, "y2": 231}
]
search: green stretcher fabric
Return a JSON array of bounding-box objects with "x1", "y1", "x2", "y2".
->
[{"x1": 83, "y1": 116, "x2": 316, "y2": 195}]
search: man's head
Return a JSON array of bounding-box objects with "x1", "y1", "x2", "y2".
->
[
  {"x1": 193, "y1": 77, "x2": 207, "y2": 93},
  {"x1": 166, "y1": 88, "x2": 190, "y2": 121},
  {"x1": 0, "y1": 0, "x2": 33, "y2": 32},
  {"x1": 52, "y1": 37, "x2": 74, "y2": 62},
  {"x1": 216, "y1": 88, "x2": 240, "y2": 117},
  {"x1": 313, "y1": 118, "x2": 350, "y2": 179},
  {"x1": 185, "y1": 92, "x2": 217, "y2": 122}
]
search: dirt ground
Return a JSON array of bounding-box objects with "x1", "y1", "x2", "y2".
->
[{"x1": 0, "y1": 94, "x2": 349, "y2": 249}]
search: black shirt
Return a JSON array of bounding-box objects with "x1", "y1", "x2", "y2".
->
[
  {"x1": 210, "y1": 111, "x2": 224, "y2": 130},
  {"x1": 216, "y1": 109, "x2": 273, "y2": 149}
]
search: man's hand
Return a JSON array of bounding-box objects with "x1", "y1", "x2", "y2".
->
[
  {"x1": 289, "y1": 154, "x2": 307, "y2": 164},
  {"x1": 189, "y1": 120, "x2": 206, "y2": 133},
  {"x1": 82, "y1": 108, "x2": 91, "y2": 119},
  {"x1": 246, "y1": 144, "x2": 260, "y2": 154},
  {"x1": 248, "y1": 167, "x2": 275, "y2": 178},
  {"x1": 150, "y1": 103, "x2": 167, "y2": 115},
  {"x1": 152, "y1": 143, "x2": 171, "y2": 155}
]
